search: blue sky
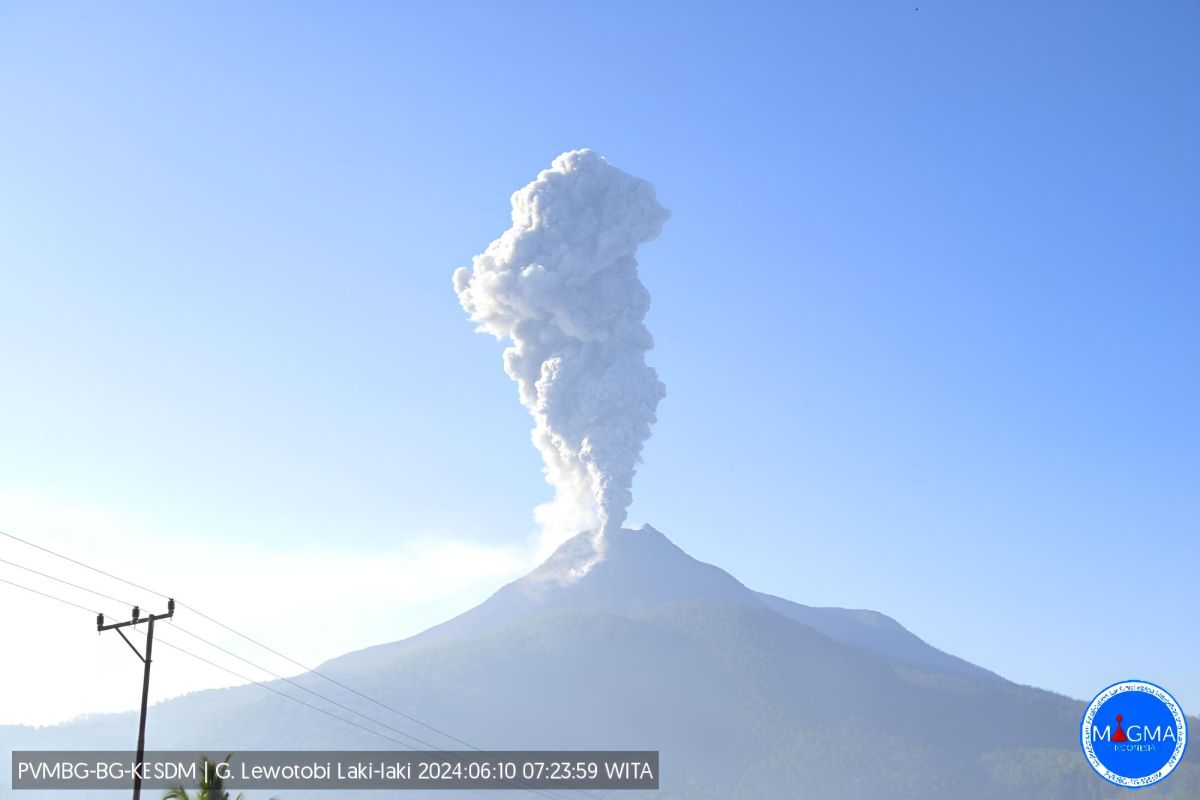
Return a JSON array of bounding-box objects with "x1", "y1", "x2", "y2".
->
[{"x1": 1, "y1": 1, "x2": 1197, "y2": 724}]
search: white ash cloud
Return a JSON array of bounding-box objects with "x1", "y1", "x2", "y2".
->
[{"x1": 453, "y1": 150, "x2": 669, "y2": 546}]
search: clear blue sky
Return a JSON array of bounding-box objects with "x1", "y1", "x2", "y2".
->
[{"x1": 1, "y1": 1, "x2": 1196, "y2": 722}]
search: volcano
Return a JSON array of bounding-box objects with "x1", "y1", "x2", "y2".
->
[
  {"x1": 3, "y1": 526, "x2": 1197, "y2": 799},
  {"x1": 324, "y1": 526, "x2": 998, "y2": 685}
]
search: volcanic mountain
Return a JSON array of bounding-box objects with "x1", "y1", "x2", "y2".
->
[
  {"x1": 323, "y1": 525, "x2": 996, "y2": 684},
  {"x1": 3, "y1": 526, "x2": 1196, "y2": 799}
]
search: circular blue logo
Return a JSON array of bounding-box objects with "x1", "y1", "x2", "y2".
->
[{"x1": 1081, "y1": 680, "x2": 1188, "y2": 788}]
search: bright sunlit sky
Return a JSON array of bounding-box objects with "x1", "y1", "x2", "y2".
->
[{"x1": 1, "y1": 2, "x2": 1197, "y2": 726}]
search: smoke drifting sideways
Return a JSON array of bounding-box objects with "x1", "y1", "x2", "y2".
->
[{"x1": 453, "y1": 150, "x2": 669, "y2": 550}]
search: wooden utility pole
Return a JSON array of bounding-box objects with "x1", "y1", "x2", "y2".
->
[{"x1": 98, "y1": 599, "x2": 174, "y2": 800}]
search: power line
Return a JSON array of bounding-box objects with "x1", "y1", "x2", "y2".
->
[
  {"x1": 0, "y1": 565, "x2": 441, "y2": 764},
  {"x1": 181, "y1": 601, "x2": 500, "y2": 749},
  {"x1": 0, "y1": 529, "x2": 170, "y2": 599},
  {"x1": 159, "y1": 633, "x2": 578, "y2": 800},
  {"x1": 0, "y1": 555, "x2": 139, "y2": 609},
  {"x1": 153, "y1": 638, "x2": 570, "y2": 800},
  {"x1": 0, "y1": 531, "x2": 473, "y2": 747},
  {"x1": 0, "y1": 534, "x2": 600, "y2": 800},
  {"x1": 167, "y1": 622, "x2": 450, "y2": 751},
  {"x1": 153, "y1": 637, "x2": 436, "y2": 751},
  {"x1": 160, "y1": 627, "x2": 589, "y2": 800},
  {"x1": 0, "y1": 529, "x2": 528, "y2": 755},
  {"x1": 177, "y1": 600, "x2": 604, "y2": 800},
  {"x1": 0, "y1": 575, "x2": 569, "y2": 800},
  {"x1": 0, "y1": 531, "x2": 492, "y2": 753},
  {"x1": 0, "y1": 574, "x2": 98, "y2": 614}
]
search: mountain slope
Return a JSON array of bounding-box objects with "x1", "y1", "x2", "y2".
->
[
  {"x1": 3, "y1": 525, "x2": 1196, "y2": 799},
  {"x1": 322, "y1": 525, "x2": 983, "y2": 683},
  {"x1": 321, "y1": 525, "x2": 764, "y2": 673},
  {"x1": 753, "y1": 590, "x2": 1000, "y2": 681}
]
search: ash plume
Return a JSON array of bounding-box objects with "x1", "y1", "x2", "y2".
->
[{"x1": 453, "y1": 150, "x2": 669, "y2": 546}]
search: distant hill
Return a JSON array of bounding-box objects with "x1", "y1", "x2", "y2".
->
[{"x1": 3, "y1": 526, "x2": 1196, "y2": 798}]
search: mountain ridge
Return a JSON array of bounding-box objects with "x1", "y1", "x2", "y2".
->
[
  {"x1": 3, "y1": 525, "x2": 1196, "y2": 799},
  {"x1": 320, "y1": 525, "x2": 975, "y2": 682}
]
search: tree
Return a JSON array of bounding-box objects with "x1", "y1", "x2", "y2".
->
[{"x1": 162, "y1": 754, "x2": 279, "y2": 800}]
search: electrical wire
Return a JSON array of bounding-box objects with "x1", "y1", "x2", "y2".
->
[
  {"x1": 0, "y1": 574, "x2": 98, "y2": 614},
  {"x1": 0, "y1": 555, "x2": 139, "y2": 610},
  {"x1": 153, "y1": 635, "x2": 578, "y2": 800},
  {"x1": 0, "y1": 574, "x2": 571, "y2": 800},
  {"x1": 0, "y1": 528, "x2": 169, "y2": 599},
  {"x1": 0, "y1": 534, "x2": 606, "y2": 800},
  {"x1": 167, "y1": 622, "x2": 454, "y2": 751},
  {"x1": 174, "y1": 602, "x2": 606, "y2": 800},
  {"x1": 153, "y1": 636, "x2": 442, "y2": 751}
]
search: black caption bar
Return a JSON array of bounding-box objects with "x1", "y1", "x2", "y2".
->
[{"x1": 12, "y1": 750, "x2": 659, "y2": 791}]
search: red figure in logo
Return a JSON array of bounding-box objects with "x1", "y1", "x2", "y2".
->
[{"x1": 1112, "y1": 714, "x2": 1128, "y2": 743}]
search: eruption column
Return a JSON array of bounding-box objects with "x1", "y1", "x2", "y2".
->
[{"x1": 453, "y1": 150, "x2": 669, "y2": 544}]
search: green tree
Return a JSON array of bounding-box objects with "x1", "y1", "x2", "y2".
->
[{"x1": 162, "y1": 754, "x2": 279, "y2": 800}]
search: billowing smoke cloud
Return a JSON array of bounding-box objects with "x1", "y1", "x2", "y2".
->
[{"x1": 453, "y1": 150, "x2": 669, "y2": 546}]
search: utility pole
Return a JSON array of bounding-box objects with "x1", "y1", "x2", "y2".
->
[{"x1": 98, "y1": 599, "x2": 174, "y2": 800}]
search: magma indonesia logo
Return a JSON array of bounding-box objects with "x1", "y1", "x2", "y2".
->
[{"x1": 1082, "y1": 681, "x2": 1188, "y2": 788}]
